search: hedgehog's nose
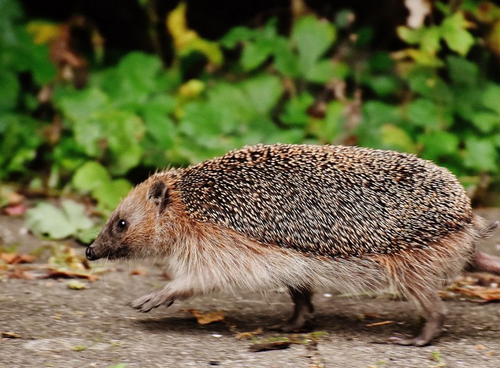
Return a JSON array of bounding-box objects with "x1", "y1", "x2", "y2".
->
[{"x1": 86, "y1": 246, "x2": 97, "y2": 261}]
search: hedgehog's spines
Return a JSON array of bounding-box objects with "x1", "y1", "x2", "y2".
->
[{"x1": 167, "y1": 144, "x2": 473, "y2": 259}]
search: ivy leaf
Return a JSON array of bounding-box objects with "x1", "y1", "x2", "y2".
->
[
  {"x1": 397, "y1": 26, "x2": 424, "y2": 44},
  {"x1": 447, "y1": 56, "x2": 478, "y2": 86},
  {"x1": 26, "y1": 200, "x2": 94, "y2": 240},
  {"x1": 463, "y1": 138, "x2": 498, "y2": 172},
  {"x1": 241, "y1": 39, "x2": 274, "y2": 71},
  {"x1": 406, "y1": 98, "x2": 442, "y2": 129},
  {"x1": 305, "y1": 59, "x2": 335, "y2": 83},
  {"x1": 220, "y1": 26, "x2": 256, "y2": 48},
  {"x1": 58, "y1": 88, "x2": 109, "y2": 123},
  {"x1": 471, "y1": 112, "x2": 499, "y2": 134},
  {"x1": 418, "y1": 131, "x2": 459, "y2": 161},
  {"x1": 441, "y1": 13, "x2": 475, "y2": 56},
  {"x1": 72, "y1": 161, "x2": 111, "y2": 193},
  {"x1": 241, "y1": 75, "x2": 282, "y2": 115},
  {"x1": 273, "y1": 37, "x2": 300, "y2": 77},
  {"x1": 0, "y1": 71, "x2": 20, "y2": 112},
  {"x1": 280, "y1": 92, "x2": 314, "y2": 127},
  {"x1": 482, "y1": 83, "x2": 500, "y2": 115},
  {"x1": 93, "y1": 179, "x2": 132, "y2": 213},
  {"x1": 291, "y1": 15, "x2": 336, "y2": 76},
  {"x1": 420, "y1": 26, "x2": 441, "y2": 54},
  {"x1": 309, "y1": 101, "x2": 344, "y2": 143},
  {"x1": 380, "y1": 124, "x2": 417, "y2": 153}
]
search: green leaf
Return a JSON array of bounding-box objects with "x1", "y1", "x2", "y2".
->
[
  {"x1": 220, "y1": 26, "x2": 256, "y2": 48},
  {"x1": 463, "y1": 137, "x2": 498, "y2": 172},
  {"x1": 362, "y1": 101, "x2": 402, "y2": 127},
  {"x1": 292, "y1": 15, "x2": 336, "y2": 75},
  {"x1": 0, "y1": 71, "x2": 20, "y2": 111},
  {"x1": 241, "y1": 75, "x2": 282, "y2": 115},
  {"x1": 93, "y1": 179, "x2": 132, "y2": 213},
  {"x1": 471, "y1": 112, "x2": 499, "y2": 134},
  {"x1": 26, "y1": 200, "x2": 94, "y2": 240},
  {"x1": 407, "y1": 98, "x2": 449, "y2": 129},
  {"x1": 482, "y1": 83, "x2": 500, "y2": 115},
  {"x1": 397, "y1": 26, "x2": 424, "y2": 44},
  {"x1": 58, "y1": 88, "x2": 109, "y2": 122},
  {"x1": 447, "y1": 56, "x2": 478, "y2": 86},
  {"x1": 72, "y1": 161, "x2": 111, "y2": 194},
  {"x1": 309, "y1": 101, "x2": 344, "y2": 143},
  {"x1": 420, "y1": 26, "x2": 441, "y2": 54},
  {"x1": 305, "y1": 59, "x2": 335, "y2": 83},
  {"x1": 380, "y1": 124, "x2": 417, "y2": 153},
  {"x1": 0, "y1": 114, "x2": 41, "y2": 177},
  {"x1": 366, "y1": 75, "x2": 400, "y2": 97},
  {"x1": 418, "y1": 131, "x2": 459, "y2": 160},
  {"x1": 280, "y1": 92, "x2": 314, "y2": 127},
  {"x1": 241, "y1": 39, "x2": 274, "y2": 71},
  {"x1": 441, "y1": 13, "x2": 475, "y2": 55},
  {"x1": 273, "y1": 37, "x2": 300, "y2": 77}
]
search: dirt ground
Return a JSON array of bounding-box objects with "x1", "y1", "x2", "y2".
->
[{"x1": 1, "y1": 209, "x2": 500, "y2": 368}]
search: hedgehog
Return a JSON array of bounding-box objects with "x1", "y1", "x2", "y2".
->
[{"x1": 86, "y1": 144, "x2": 499, "y2": 346}]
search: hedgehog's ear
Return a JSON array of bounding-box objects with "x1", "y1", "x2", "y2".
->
[{"x1": 147, "y1": 180, "x2": 170, "y2": 214}]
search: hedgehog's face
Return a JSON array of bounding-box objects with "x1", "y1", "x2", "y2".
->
[{"x1": 86, "y1": 180, "x2": 168, "y2": 261}]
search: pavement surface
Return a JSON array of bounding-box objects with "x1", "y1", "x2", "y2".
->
[{"x1": 1, "y1": 209, "x2": 500, "y2": 368}]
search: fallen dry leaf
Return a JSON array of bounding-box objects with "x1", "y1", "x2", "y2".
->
[
  {"x1": 5, "y1": 203, "x2": 27, "y2": 216},
  {"x1": 453, "y1": 286, "x2": 500, "y2": 302},
  {"x1": 47, "y1": 268, "x2": 98, "y2": 281},
  {"x1": 249, "y1": 341, "x2": 292, "y2": 352},
  {"x1": 130, "y1": 269, "x2": 147, "y2": 276},
  {"x1": 2, "y1": 332, "x2": 21, "y2": 339},
  {"x1": 66, "y1": 280, "x2": 87, "y2": 290},
  {"x1": 365, "y1": 321, "x2": 394, "y2": 328},
  {"x1": 0, "y1": 252, "x2": 36, "y2": 265},
  {"x1": 186, "y1": 309, "x2": 225, "y2": 325},
  {"x1": 235, "y1": 328, "x2": 263, "y2": 340}
]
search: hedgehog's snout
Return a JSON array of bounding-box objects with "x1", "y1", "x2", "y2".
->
[{"x1": 85, "y1": 246, "x2": 99, "y2": 261}]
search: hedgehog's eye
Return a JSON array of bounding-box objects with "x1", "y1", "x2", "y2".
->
[{"x1": 117, "y1": 219, "x2": 127, "y2": 230}]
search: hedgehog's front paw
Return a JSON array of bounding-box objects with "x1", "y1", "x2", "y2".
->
[{"x1": 130, "y1": 292, "x2": 174, "y2": 313}]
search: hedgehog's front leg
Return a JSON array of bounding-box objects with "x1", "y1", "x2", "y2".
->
[
  {"x1": 281, "y1": 286, "x2": 315, "y2": 332},
  {"x1": 130, "y1": 281, "x2": 193, "y2": 313}
]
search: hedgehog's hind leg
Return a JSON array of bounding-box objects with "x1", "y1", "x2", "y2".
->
[
  {"x1": 279, "y1": 286, "x2": 315, "y2": 332},
  {"x1": 389, "y1": 288, "x2": 446, "y2": 346}
]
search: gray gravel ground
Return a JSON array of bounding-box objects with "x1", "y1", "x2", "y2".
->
[{"x1": 1, "y1": 209, "x2": 500, "y2": 368}]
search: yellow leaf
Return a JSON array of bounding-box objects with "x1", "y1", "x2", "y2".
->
[
  {"x1": 166, "y1": 2, "x2": 223, "y2": 65},
  {"x1": 27, "y1": 21, "x2": 59, "y2": 44},
  {"x1": 186, "y1": 309, "x2": 225, "y2": 325}
]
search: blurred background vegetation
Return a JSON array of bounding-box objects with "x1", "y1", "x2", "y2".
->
[{"x1": 2, "y1": 0, "x2": 500, "y2": 239}]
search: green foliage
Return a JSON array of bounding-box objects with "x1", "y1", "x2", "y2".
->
[
  {"x1": 2, "y1": 0, "x2": 500, "y2": 229},
  {"x1": 72, "y1": 161, "x2": 132, "y2": 214},
  {"x1": 26, "y1": 200, "x2": 95, "y2": 241}
]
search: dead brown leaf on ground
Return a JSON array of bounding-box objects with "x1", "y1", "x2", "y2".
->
[
  {"x1": 46, "y1": 267, "x2": 99, "y2": 281},
  {"x1": 130, "y1": 269, "x2": 147, "y2": 276},
  {"x1": 184, "y1": 309, "x2": 225, "y2": 325},
  {"x1": 235, "y1": 328, "x2": 263, "y2": 340},
  {"x1": 0, "y1": 252, "x2": 36, "y2": 265},
  {"x1": 248, "y1": 341, "x2": 292, "y2": 352},
  {"x1": 446, "y1": 275, "x2": 500, "y2": 302},
  {"x1": 2, "y1": 332, "x2": 21, "y2": 339},
  {"x1": 453, "y1": 286, "x2": 500, "y2": 302}
]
